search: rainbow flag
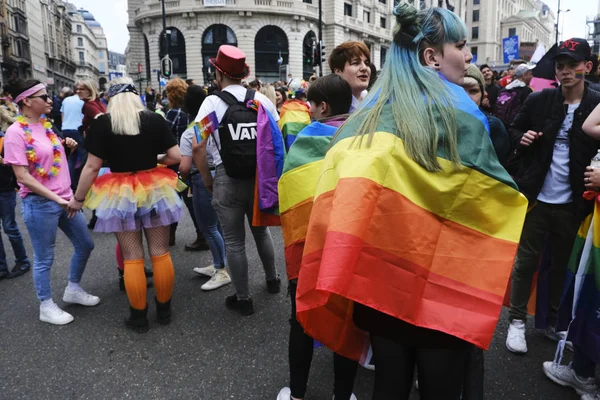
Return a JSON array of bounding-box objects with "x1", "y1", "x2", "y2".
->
[
  {"x1": 251, "y1": 99, "x2": 286, "y2": 226},
  {"x1": 279, "y1": 119, "x2": 344, "y2": 280},
  {"x1": 556, "y1": 195, "x2": 600, "y2": 364},
  {"x1": 195, "y1": 111, "x2": 219, "y2": 142},
  {"x1": 278, "y1": 100, "x2": 311, "y2": 151},
  {"x1": 295, "y1": 81, "x2": 529, "y2": 361}
]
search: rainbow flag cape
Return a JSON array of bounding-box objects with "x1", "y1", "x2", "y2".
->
[
  {"x1": 279, "y1": 118, "x2": 346, "y2": 281},
  {"x1": 278, "y1": 100, "x2": 311, "y2": 151},
  {"x1": 249, "y1": 99, "x2": 285, "y2": 226},
  {"x1": 295, "y1": 81, "x2": 529, "y2": 361},
  {"x1": 555, "y1": 194, "x2": 600, "y2": 365}
]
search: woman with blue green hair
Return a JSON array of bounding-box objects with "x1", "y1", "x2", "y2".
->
[{"x1": 294, "y1": 1, "x2": 526, "y2": 400}]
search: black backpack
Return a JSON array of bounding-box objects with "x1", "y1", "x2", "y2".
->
[{"x1": 214, "y1": 89, "x2": 257, "y2": 179}]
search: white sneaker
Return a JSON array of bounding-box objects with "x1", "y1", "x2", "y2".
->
[
  {"x1": 62, "y1": 287, "x2": 101, "y2": 306},
  {"x1": 506, "y1": 319, "x2": 528, "y2": 354},
  {"x1": 40, "y1": 301, "x2": 74, "y2": 325},
  {"x1": 582, "y1": 392, "x2": 600, "y2": 400},
  {"x1": 201, "y1": 269, "x2": 232, "y2": 291},
  {"x1": 543, "y1": 361, "x2": 597, "y2": 395},
  {"x1": 193, "y1": 264, "x2": 216, "y2": 277},
  {"x1": 332, "y1": 395, "x2": 357, "y2": 400},
  {"x1": 277, "y1": 387, "x2": 291, "y2": 400}
]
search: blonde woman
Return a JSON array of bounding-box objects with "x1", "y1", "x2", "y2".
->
[
  {"x1": 68, "y1": 77, "x2": 182, "y2": 333},
  {"x1": 262, "y1": 84, "x2": 277, "y2": 109},
  {"x1": 75, "y1": 79, "x2": 106, "y2": 134}
]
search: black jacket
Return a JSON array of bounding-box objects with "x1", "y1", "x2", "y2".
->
[{"x1": 507, "y1": 84, "x2": 600, "y2": 218}]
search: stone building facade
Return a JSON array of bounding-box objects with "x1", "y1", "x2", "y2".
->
[
  {"x1": 41, "y1": 0, "x2": 76, "y2": 91},
  {"x1": 126, "y1": 0, "x2": 395, "y2": 86},
  {"x1": 466, "y1": 0, "x2": 555, "y2": 66},
  {"x1": 67, "y1": 5, "x2": 109, "y2": 88}
]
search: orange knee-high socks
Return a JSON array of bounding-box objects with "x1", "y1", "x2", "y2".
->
[
  {"x1": 152, "y1": 252, "x2": 174, "y2": 303},
  {"x1": 123, "y1": 259, "x2": 147, "y2": 310}
]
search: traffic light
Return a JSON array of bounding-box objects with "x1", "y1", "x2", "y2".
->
[
  {"x1": 304, "y1": 42, "x2": 313, "y2": 66},
  {"x1": 320, "y1": 41, "x2": 326, "y2": 65},
  {"x1": 161, "y1": 56, "x2": 172, "y2": 78},
  {"x1": 312, "y1": 45, "x2": 319, "y2": 67}
]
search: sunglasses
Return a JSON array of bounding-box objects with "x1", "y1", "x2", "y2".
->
[{"x1": 29, "y1": 94, "x2": 50, "y2": 102}]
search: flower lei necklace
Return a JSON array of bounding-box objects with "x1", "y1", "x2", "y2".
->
[{"x1": 17, "y1": 115, "x2": 62, "y2": 179}]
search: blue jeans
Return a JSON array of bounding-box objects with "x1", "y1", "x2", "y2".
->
[
  {"x1": 62, "y1": 129, "x2": 87, "y2": 190},
  {"x1": 22, "y1": 196, "x2": 94, "y2": 301},
  {"x1": 0, "y1": 191, "x2": 29, "y2": 272},
  {"x1": 191, "y1": 172, "x2": 226, "y2": 268},
  {"x1": 573, "y1": 345, "x2": 596, "y2": 379}
]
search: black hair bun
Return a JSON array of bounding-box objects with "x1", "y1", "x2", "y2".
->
[{"x1": 393, "y1": 2, "x2": 422, "y2": 38}]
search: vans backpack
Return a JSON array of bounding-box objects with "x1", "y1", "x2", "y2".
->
[{"x1": 214, "y1": 89, "x2": 257, "y2": 179}]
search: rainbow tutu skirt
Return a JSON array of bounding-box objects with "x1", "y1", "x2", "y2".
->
[{"x1": 84, "y1": 167, "x2": 183, "y2": 233}]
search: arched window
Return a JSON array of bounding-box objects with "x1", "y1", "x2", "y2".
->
[
  {"x1": 159, "y1": 27, "x2": 186, "y2": 76},
  {"x1": 202, "y1": 24, "x2": 237, "y2": 83},
  {"x1": 255, "y1": 26, "x2": 289, "y2": 81},
  {"x1": 302, "y1": 31, "x2": 317, "y2": 80}
]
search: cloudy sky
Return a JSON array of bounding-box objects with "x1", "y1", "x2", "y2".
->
[{"x1": 71, "y1": 0, "x2": 593, "y2": 55}]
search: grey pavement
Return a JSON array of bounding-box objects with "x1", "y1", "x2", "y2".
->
[{"x1": 0, "y1": 206, "x2": 584, "y2": 400}]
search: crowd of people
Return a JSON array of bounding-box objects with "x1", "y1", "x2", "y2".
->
[{"x1": 3, "y1": 2, "x2": 600, "y2": 399}]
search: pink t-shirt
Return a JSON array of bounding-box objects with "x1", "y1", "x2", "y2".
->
[{"x1": 3, "y1": 121, "x2": 73, "y2": 200}]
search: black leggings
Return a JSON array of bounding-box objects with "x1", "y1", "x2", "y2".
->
[
  {"x1": 288, "y1": 281, "x2": 358, "y2": 399},
  {"x1": 370, "y1": 334, "x2": 470, "y2": 400}
]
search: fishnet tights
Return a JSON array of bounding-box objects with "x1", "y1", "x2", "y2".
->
[{"x1": 115, "y1": 226, "x2": 170, "y2": 261}]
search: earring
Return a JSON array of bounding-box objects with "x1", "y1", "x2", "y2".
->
[{"x1": 434, "y1": 63, "x2": 440, "y2": 67}]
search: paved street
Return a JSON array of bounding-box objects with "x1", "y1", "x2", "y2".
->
[{"x1": 0, "y1": 206, "x2": 586, "y2": 400}]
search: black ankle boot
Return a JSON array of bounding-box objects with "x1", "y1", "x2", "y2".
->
[
  {"x1": 118, "y1": 269, "x2": 125, "y2": 292},
  {"x1": 155, "y1": 298, "x2": 171, "y2": 325},
  {"x1": 125, "y1": 306, "x2": 149, "y2": 333}
]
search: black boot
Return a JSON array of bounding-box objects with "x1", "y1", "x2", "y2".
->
[
  {"x1": 125, "y1": 306, "x2": 149, "y2": 333},
  {"x1": 155, "y1": 297, "x2": 172, "y2": 325},
  {"x1": 184, "y1": 232, "x2": 210, "y2": 252},
  {"x1": 118, "y1": 269, "x2": 125, "y2": 292}
]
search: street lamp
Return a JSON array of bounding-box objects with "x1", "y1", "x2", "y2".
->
[{"x1": 555, "y1": 0, "x2": 571, "y2": 44}]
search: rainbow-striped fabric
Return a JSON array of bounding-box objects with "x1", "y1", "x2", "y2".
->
[
  {"x1": 295, "y1": 81, "x2": 529, "y2": 361},
  {"x1": 557, "y1": 195, "x2": 600, "y2": 365},
  {"x1": 279, "y1": 118, "x2": 345, "y2": 280},
  {"x1": 278, "y1": 100, "x2": 311, "y2": 151}
]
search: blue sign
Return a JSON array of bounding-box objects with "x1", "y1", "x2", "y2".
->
[
  {"x1": 503, "y1": 35, "x2": 519, "y2": 64},
  {"x1": 108, "y1": 72, "x2": 123, "y2": 81},
  {"x1": 472, "y1": 54, "x2": 477, "y2": 64}
]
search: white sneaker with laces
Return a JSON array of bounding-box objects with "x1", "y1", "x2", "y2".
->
[
  {"x1": 201, "y1": 269, "x2": 232, "y2": 291},
  {"x1": 543, "y1": 361, "x2": 597, "y2": 395},
  {"x1": 62, "y1": 287, "x2": 101, "y2": 306},
  {"x1": 506, "y1": 319, "x2": 528, "y2": 354},
  {"x1": 277, "y1": 387, "x2": 291, "y2": 400},
  {"x1": 40, "y1": 301, "x2": 74, "y2": 325},
  {"x1": 193, "y1": 264, "x2": 216, "y2": 277}
]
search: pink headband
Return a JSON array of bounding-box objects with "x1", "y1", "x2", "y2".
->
[{"x1": 14, "y1": 83, "x2": 46, "y2": 104}]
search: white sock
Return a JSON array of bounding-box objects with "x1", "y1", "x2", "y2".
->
[
  {"x1": 40, "y1": 299, "x2": 55, "y2": 309},
  {"x1": 67, "y1": 281, "x2": 82, "y2": 292}
]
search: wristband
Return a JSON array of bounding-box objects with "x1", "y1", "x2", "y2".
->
[{"x1": 74, "y1": 196, "x2": 85, "y2": 203}]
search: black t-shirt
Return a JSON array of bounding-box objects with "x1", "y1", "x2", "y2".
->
[{"x1": 84, "y1": 111, "x2": 177, "y2": 173}]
